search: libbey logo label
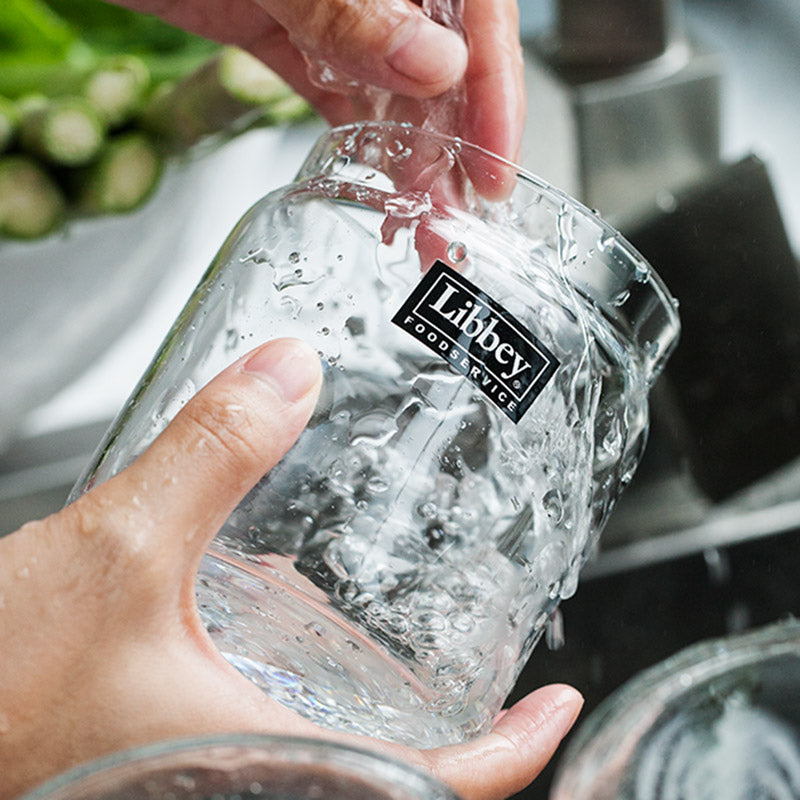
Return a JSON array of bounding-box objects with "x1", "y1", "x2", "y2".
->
[{"x1": 392, "y1": 260, "x2": 559, "y2": 423}]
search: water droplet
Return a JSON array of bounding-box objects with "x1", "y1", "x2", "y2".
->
[
  {"x1": 446, "y1": 240, "x2": 468, "y2": 263},
  {"x1": 288, "y1": 251, "x2": 301, "y2": 264},
  {"x1": 542, "y1": 489, "x2": 564, "y2": 523},
  {"x1": 612, "y1": 288, "x2": 631, "y2": 307},
  {"x1": 367, "y1": 476, "x2": 389, "y2": 493},
  {"x1": 336, "y1": 253, "x2": 344, "y2": 262},
  {"x1": 598, "y1": 231, "x2": 617, "y2": 252},
  {"x1": 545, "y1": 608, "x2": 566, "y2": 650},
  {"x1": 316, "y1": 301, "x2": 324, "y2": 310},
  {"x1": 384, "y1": 191, "x2": 432, "y2": 219},
  {"x1": 704, "y1": 547, "x2": 730, "y2": 585},
  {"x1": 318, "y1": 326, "x2": 330, "y2": 336},
  {"x1": 304, "y1": 622, "x2": 326, "y2": 637},
  {"x1": 225, "y1": 328, "x2": 239, "y2": 350},
  {"x1": 656, "y1": 189, "x2": 678, "y2": 212},
  {"x1": 385, "y1": 139, "x2": 404, "y2": 158}
]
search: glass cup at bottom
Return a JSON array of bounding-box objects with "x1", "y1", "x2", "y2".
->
[
  {"x1": 18, "y1": 735, "x2": 459, "y2": 800},
  {"x1": 550, "y1": 620, "x2": 800, "y2": 800},
  {"x1": 71, "y1": 122, "x2": 680, "y2": 748}
]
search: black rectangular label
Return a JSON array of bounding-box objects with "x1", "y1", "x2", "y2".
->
[{"x1": 392, "y1": 260, "x2": 559, "y2": 423}]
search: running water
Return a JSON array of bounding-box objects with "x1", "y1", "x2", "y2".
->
[{"x1": 304, "y1": 0, "x2": 466, "y2": 138}]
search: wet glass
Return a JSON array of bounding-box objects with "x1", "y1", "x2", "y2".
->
[
  {"x1": 550, "y1": 620, "x2": 800, "y2": 800},
  {"x1": 18, "y1": 734, "x2": 459, "y2": 800},
  {"x1": 71, "y1": 121, "x2": 679, "y2": 747}
]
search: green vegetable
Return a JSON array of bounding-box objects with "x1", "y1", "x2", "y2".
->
[
  {"x1": 19, "y1": 95, "x2": 106, "y2": 166},
  {"x1": 0, "y1": 154, "x2": 66, "y2": 238},
  {"x1": 0, "y1": 0, "x2": 75, "y2": 58},
  {"x1": 72, "y1": 131, "x2": 163, "y2": 214},
  {"x1": 263, "y1": 93, "x2": 315, "y2": 125},
  {"x1": 83, "y1": 55, "x2": 151, "y2": 128},
  {"x1": 140, "y1": 47, "x2": 292, "y2": 148},
  {"x1": 0, "y1": 97, "x2": 20, "y2": 153}
]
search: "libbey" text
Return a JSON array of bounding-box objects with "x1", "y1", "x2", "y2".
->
[{"x1": 427, "y1": 280, "x2": 532, "y2": 381}]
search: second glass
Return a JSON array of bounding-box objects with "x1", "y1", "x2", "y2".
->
[{"x1": 72, "y1": 122, "x2": 679, "y2": 747}]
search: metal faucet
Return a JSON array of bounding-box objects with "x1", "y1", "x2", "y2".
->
[{"x1": 520, "y1": 0, "x2": 722, "y2": 225}]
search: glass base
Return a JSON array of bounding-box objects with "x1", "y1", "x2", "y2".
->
[{"x1": 196, "y1": 552, "x2": 492, "y2": 748}]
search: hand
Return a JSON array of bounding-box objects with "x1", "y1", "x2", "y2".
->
[
  {"x1": 109, "y1": 0, "x2": 526, "y2": 162},
  {"x1": 0, "y1": 338, "x2": 581, "y2": 800}
]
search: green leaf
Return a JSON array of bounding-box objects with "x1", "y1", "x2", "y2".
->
[{"x1": 0, "y1": 0, "x2": 77, "y2": 57}]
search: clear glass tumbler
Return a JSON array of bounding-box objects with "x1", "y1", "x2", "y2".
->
[
  {"x1": 550, "y1": 620, "x2": 800, "y2": 800},
  {"x1": 71, "y1": 122, "x2": 680, "y2": 747},
  {"x1": 19, "y1": 734, "x2": 458, "y2": 800}
]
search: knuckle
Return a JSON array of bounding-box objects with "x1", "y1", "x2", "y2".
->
[
  {"x1": 65, "y1": 492, "x2": 154, "y2": 578},
  {"x1": 180, "y1": 396, "x2": 263, "y2": 473},
  {"x1": 311, "y1": 0, "x2": 381, "y2": 56}
]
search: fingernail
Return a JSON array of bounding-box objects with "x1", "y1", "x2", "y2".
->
[
  {"x1": 552, "y1": 686, "x2": 584, "y2": 736},
  {"x1": 244, "y1": 339, "x2": 321, "y2": 403},
  {"x1": 386, "y1": 17, "x2": 467, "y2": 88}
]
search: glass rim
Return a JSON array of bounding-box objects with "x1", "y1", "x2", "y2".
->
[
  {"x1": 309, "y1": 121, "x2": 681, "y2": 384},
  {"x1": 19, "y1": 733, "x2": 460, "y2": 800}
]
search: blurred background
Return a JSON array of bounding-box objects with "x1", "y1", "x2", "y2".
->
[{"x1": 1, "y1": 0, "x2": 799, "y2": 797}]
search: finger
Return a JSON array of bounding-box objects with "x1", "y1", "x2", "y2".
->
[
  {"x1": 90, "y1": 338, "x2": 322, "y2": 565},
  {"x1": 256, "y1": 0, "x2": 468, "y2": 99},
  {"x1": 422, "y1": 685, "x2": 584, "y2": 800},
  {"x1": 462, "y1": 0, "x2": 526, "y2": 163}
]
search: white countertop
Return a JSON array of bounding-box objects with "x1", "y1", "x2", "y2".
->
[{"x1": 19, "y1": 121, "x2": 327, "y2": 440}]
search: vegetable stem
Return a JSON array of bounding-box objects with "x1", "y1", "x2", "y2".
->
[
  {"x1": 0, "y1": 154, "x2": 66, "y2": 238},
  {"x1": 19, "y1": 95, "x2": 106, "y2": 166},
  {"x1": 72, "y1": 131, "x2": 163, "y2": 214}
]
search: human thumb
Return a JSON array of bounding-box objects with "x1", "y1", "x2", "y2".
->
[
  {"x1": 258, "y1": 0, "x2": 468, "y2": 98},
  {"x1": 89, "y1": 338, "x2": 322, "y2": 571}
]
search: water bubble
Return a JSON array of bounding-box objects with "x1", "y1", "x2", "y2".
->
[
  {"x1": 446, "y1": 240, "x2": 468, "y2": 263},
  {"x1": 418, "y1": 501, "x2": 437, "y2": 519},
  {"x1": 288, "y1": 251, "x2": 301, "y2": 264}
]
